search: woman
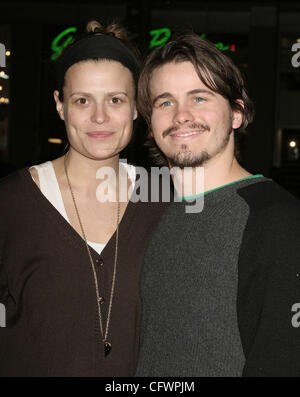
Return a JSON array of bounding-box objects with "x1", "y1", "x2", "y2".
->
[{"x1": 0, "y1": 21, "x2": 167, "y2": 376}]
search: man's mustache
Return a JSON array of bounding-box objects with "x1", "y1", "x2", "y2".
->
[{"x1": 162, "y1": 123, "x2": 210, "y2": 138}]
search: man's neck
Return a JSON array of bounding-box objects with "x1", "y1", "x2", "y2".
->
[
  {"x1": 172, "y1": 156, "x2": 252, "y2": 198},
  {"x1": 202, "y1": 157, "x2": 252, "y2": 193}
]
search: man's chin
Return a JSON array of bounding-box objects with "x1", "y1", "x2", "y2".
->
[{"x1": 168, "y1": 152, "x2": 210, "y2": 169}]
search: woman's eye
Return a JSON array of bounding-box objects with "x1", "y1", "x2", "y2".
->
[
  {"x1": 111, "y1": 97, "x2": 122, "y2": 104},
  {"x1": 76, "y1": 98, "x2": 87, "y2": 105}
]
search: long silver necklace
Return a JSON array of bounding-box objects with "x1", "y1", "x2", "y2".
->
[{"x1": 64, "y1": 153, "x2": 120, "y2": 356}]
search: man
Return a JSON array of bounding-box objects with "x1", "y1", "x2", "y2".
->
[{"x1": 135, "y1": 32, "x2": 300, "y2": 377}]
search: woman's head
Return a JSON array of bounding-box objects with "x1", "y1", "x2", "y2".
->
[
  {"x1": 56, "y1": 20, "x2": 139, "y2": 101},
  {"x1": 54, "y1": 20, "x2": 140, "y2": 161}
]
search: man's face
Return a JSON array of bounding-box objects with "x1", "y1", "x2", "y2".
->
[{"x1": 149, "y1": 61, "x2": 242, "y2": 168}]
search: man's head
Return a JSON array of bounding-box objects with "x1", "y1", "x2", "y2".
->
[{"x1": 138, "y1": 32, "x2": 254, "y2": 168}]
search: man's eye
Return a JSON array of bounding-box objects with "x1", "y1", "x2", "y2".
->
[
  {"x1": 194, "y1": 97, "x2": 204, "y2": 103},
  {"x1": 160, "y1": 101, "x2": 172, "y2": 108}
]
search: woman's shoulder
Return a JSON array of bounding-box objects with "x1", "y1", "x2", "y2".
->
[
  {"x1": 0, "y1": 167, "x2": 31, "y2": 202},
  {"x1": 28, "y1": 167, "x2": 39, "y2": 187},
  {"x1": 0, "y1": 159, "x2": 57, "y2": 200}
]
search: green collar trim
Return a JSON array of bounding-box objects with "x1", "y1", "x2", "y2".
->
[{"x1": 177, "y1": 174, "x2": 264, "y2": 201}]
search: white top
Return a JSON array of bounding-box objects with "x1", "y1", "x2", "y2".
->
[{"x1": 30, "y1": 160, "x2": 136, "y2": 255}]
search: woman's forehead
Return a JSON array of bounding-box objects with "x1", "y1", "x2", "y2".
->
[{"x1": 64, "y1": 60, "x2": 135, "y2": 93}]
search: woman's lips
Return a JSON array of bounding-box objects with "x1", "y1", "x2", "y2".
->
[{"x1": 86, "y1": 131, "x2": 114, "y2": 139}]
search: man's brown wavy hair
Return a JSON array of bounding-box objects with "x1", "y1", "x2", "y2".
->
[{"x1": 138, "y1": 31, "x2": 254, "y2": 166}]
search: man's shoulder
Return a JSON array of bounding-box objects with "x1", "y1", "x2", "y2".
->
[{"x1": 237, "y1": 179, "x2": 300, "y2": 218}]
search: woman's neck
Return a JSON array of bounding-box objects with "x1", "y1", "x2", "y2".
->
[{"x1": 53, "y1": 149, "x2": 120, "y2": 197}]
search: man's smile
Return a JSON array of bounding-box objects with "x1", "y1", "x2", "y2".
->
[{"x1": 169, "y1": 130, "x2": 206, "y2": 140}]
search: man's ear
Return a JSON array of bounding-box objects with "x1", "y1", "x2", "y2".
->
[
  {"x1": 232, "y1": 99, "x2": 244, "y2": 130},
  {"x1": 53, "y1": 90, "x2": 65, "y2": 121}
]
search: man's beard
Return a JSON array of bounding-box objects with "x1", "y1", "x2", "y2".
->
[
  {"x1": 168, "y1": 125, "x2": 233, "y2": 169},
  {"x1": 168, "y1": 148, "x2": 210, "y2": 169}
]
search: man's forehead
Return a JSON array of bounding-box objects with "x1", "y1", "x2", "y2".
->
[{"x1": 149, "y1": 62, "x2": 214, "y2": 98}]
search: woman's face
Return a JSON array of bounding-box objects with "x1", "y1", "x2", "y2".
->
[{"x1": 54, "y1": 60, "x2": 137, "y2": 161}]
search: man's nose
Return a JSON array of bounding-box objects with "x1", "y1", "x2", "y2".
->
[{"x1": 173, "y1": 103, "x2": 195, "y2": 124}]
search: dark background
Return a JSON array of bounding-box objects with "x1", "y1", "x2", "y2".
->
[{"x1": 1, "y1": 0, "x2": 300, "y2": 197}]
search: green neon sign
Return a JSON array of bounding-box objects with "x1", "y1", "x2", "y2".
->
[
  {"x1": 51, "y1": 27, "x2": 77, "y2": 61},
  {"x1": 215, "y1": 42, "x2": 230, "y2": 51},
  {"x1": 150, "y1": 28, "x2": 171, "y2": 49},
  {"x1": 51, "y1": 26, "x2": 234, "y2": 62},
  {"x1": 149, "y1": 29, "x2": 233, "y2": 52},
  {"x1": 199, "y1": 33, "x2": 232, "y2": 52}
]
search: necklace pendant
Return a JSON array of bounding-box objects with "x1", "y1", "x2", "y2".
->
[{"x1": 104, "y1": 341, "x2": 112, "y2": 357}]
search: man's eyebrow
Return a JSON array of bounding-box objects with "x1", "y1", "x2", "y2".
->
[
  {"x1": 188, "y1": 89, "x2": 215, "y2": 96},
  {"x1": 152, "y1": 92, "x2": 173, "y2": 105},
  {"x1": 152, "y1": 89, "x2": 215, "y2": 105}
]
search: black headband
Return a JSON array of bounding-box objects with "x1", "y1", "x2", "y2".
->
[{"x1": 56, "y1": 33, "x2": 139, "y2": 90}]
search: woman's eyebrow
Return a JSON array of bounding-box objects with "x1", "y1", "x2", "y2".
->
[
  {"x1": 70, "y1": 92, "x2": 92, "y2": 97},
  {"x1": 106, "y1": 91, "x2": 129, "y2": 97}
]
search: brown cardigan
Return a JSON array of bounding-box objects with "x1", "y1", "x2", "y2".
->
[{"x1": 0, "y1": 167, "x2": 168, "y2": 377}]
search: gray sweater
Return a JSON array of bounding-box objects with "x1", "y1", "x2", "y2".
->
[{"x1": 136, "y1": 177, "x2": 300, "y2": 377}]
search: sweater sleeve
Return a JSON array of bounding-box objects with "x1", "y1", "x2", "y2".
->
[{"x1": 237, "y1": 189, "x2": 300, "y2": 377}]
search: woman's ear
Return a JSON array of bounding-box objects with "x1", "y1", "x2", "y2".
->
[
  {"x1": 53, "y1": 90, "x2": 65, "y2": 121},
  {"x1": 133, "y1": 104, "x2": 138, "y2": 120}
]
